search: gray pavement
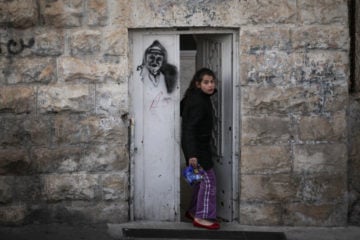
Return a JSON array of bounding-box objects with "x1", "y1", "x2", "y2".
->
[
  {"x1": 0, "y1": 223, "x2": 114, "y2": 240},
  {"x1": 0, "y1": 222, "x2": 359, "y2": 240}
]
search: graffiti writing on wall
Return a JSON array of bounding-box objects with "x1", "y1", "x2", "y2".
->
[
  {"x1": 137, "y1": 40, "x2": 178, "y2": 94},
  {"x1": 0, "y1": 38, "x2": 35, "y2": 55}
]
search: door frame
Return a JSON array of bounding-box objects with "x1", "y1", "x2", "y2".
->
[{"x1": 128, "y1": 28, "x2": 240, "y2": 222}]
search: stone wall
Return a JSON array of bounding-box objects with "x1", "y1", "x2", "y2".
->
[
  {"x1": 0, "y1": 0, "x2": 129, "y2": 225},
  {"x1": 0, "y1": 0, "x2": 351, "y2": 226}
]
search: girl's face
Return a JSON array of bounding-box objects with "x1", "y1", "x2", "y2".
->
[{"x1": 196, "y1": 74, "x2": 216, "y2": 95}]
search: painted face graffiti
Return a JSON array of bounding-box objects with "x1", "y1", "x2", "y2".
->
[
  {"x1": 137, "y1": 40, "x2": 178, "y2": 94},
  {"x1": 145, "y1": 47, "x2": 164, "y2": 77}
]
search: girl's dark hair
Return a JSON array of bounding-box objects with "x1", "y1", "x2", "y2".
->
[{"x1": 183, "y1": 68, "x2": 216, "y2": 98}]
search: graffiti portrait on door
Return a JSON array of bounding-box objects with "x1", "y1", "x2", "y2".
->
[
  {"x1": 137, "y1": 40, "x2": 178, "y2": 117},
  {"x1": 137, "y1": 40, "x2": 178, "y2": 94}
]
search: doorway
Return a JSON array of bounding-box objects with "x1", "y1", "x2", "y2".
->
[
  {"x1": 179, "y1": 34, "x2": 234, "y2": 222},
  {"x1": 129, "y1": 30, "x2": 238, "y2": 222}
]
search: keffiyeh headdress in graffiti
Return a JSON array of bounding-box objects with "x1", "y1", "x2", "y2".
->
[{"x1": 137, "y1": 40, "x2": 178, "y2": 93}]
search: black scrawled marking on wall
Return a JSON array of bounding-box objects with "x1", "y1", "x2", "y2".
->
[{"x1": 1, "y1": 38, "x2": 35, "y2": 55}]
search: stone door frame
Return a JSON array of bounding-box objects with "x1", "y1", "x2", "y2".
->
[{"x1": 128, "y1": 28, "x2": 240, "y2": 222}]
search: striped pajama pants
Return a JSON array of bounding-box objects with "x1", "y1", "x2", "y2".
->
[{"x1": 188, "y1": 168, "x2": 217, "y2": 220}]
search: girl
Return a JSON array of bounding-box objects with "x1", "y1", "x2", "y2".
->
[{"x1": 181, "y1": 68, "x2": 219, "y2": 230}]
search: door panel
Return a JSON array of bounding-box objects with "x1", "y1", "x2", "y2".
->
[
  {"x1": 196, "y1": 35, "x2": 233, "y2": 221},
  {"x1": 130, "y1": 32, "x2": 180, "y2": 221}
]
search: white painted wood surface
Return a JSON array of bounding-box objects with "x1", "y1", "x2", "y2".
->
[{"x1": 130, "y1": 32, "x2": 180, "y2": 221}]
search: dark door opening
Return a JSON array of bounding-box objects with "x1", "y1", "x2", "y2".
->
[{"x1": 179, "y1": 34, "x2": 234, "y2": 222}]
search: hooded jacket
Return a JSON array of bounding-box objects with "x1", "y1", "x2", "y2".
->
[{"x1": 181, "y1": 88, "x2": 216, "y2": 170}]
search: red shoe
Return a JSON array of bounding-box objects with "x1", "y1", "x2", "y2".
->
[
  {"x1": 193, "y1": 219, "x2": 220, "y2": 230},
  {"x1": 185, "y1": 211, "x2": 194, "y2": 221}
]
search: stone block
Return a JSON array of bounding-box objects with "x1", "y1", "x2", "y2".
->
[
  {"x1": 92, "y1": 116, "x2": 128, "y2": 143},
  {"x1": 240, "y1": 174, "x2": 300, "y2": 202},
  {"x1": 349, "y1": 97, "x2": 360, "y2": 137},
  {"x1": 81, "y1": 144, "x2": 129, "y2": 172},
  {"x1": 13, "y1": 176, "x2": 42, "y2": 202},
  {"x1": 70, "y1": 30, "x2": 101, "y2": 56},
  {"x1": 4, "y1": 28, "x2": 64, "y2": 56},
  {"x1": 0, "y1": 205, "x2": 27, "y2": 225},
  {"x1": 292, "y1": 26, "x2": 349, "y2": 50},
  {"x1": 298, "y1": 111, "x2": 347, "y2": 141},
  {"x1": 38, "y1": 84, "x2": 94, "y2": 113},
  {"x1": 283, "y1": 202, "x2": 347, "y2": 226},
  {"x1": 351, "y1": 174, "x2": 360, "y2": 194},
  {"x1": 294, "y1": 144, "x2": 347, "y2": 174},
  {"x1": 58, "y1": 57, "x2": 124, "y2": 83},
  {"x1": 103, "y1": 27, "x2": 128, "y2": 56},
  {"x1": 323, "y1": 85, "x2": 349, "y2": 113},
  {"x1": 0, "y1": 86, "x2": 35, "y2": 113},
  {"x1": 109, "y1": 0, "x2": 131, "y2": 27},
  {"x1": 31, "y1": 147, "x2": 83, "y2": 173},
  {"x1": 349, "y1": 135, "x2": 360, "y2": 192},
  {"x1": 0, "y1": 115, "x2": 51, "y2": 147},
  {"x1": 241, "y1": 116, "x2": 292, "y2": 145},
  {"x1": 95, "y1": 83, "x2": 128, "y2": 115},
  {"x1": 298, "y1": 0, "x2": 348, "y2": 24},
  {"x1": 101, "y1": 173, "x2": 128, "y2": 201},
  {"x1": 87, "y1": 0, "x2": 108, "y2": 26},
  {"x1": 0, "y1": 149, "x2": 30, "y2": 175},
  {"x1": 53, "y1": 114, "x2": 127, "y2": 145},
  {"x1": 33, "y1": 29, "x2": 65, "y2": 56},
  {"x1": 0, "y1": 176, "x2": 14, "y2": 203},
  {"x1": 240, "y1": 52, "x2": 293, "y2": 86},
  {"x1": 241, "y1": 86, "x2": 321, "y2": 115},
  {"x1": 349, "y1": 201, "x2": 360, "y2": 225},
  {"x1": 0, "y1": 0, "x2": 38, "y2": 28},
  {"x1": 0, "y1": 116, "x2": 26, "y2": 146},
  {"x1": 39, "y1": 0, "x2": 84, "y2": 28},
  {"x1": 241, "y1": 145, "x2": 291, "y2": 174},
  {"x1": 96, "y1": 201, "x2": 128, "y2": 223},
  {"x1": 42, "y1": 173, "x2": 99, "y2": 201},
  {"x1": 22, "y1": 116, "x2": 52, "y2": 146},
  {"x1": 129, "y1": 0, "x2": 297, "y2": 27},
  {"x1": 52, "y1": 201, "x2": 129, "y2": 223},
  {"x1": 0, "y1": 32, "x2": 35, "y2": 57},
  {"x1": 240, "y1": 0, "x2": 297, "y2": 24},
  {"x1": 299, "y1": 173, "x2": 347, "y2": 202},
  {"x1": 53, "y1": 114, "x2": 93, "y2": 145},
  {"x1": 240, "y1": 27, "x2": 291, "y2": 54},
  {"x1": 6, "y1": 57, "x2": 56, "y2": 84},
  {"x1": 239, "y1": 203, "x2": 281, "y2": 225},
  {"x1": 0, "y1": 58, "x2": 8, "y2": 84},
  {"x1": 291, "y1": 51, "x2": 349, "y2": 85}
]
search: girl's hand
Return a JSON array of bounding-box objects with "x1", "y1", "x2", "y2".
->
[{"x1": 189, "y1": 157, "x2": 198, "y2": 168}]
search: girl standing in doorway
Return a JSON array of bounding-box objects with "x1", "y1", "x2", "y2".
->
[{"x1": 181, "y1": 68, "x2": 219, "y2": 230}]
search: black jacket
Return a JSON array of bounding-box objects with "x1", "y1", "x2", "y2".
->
[{"x1": 181, "y1": 88, "x2": 216, "y2": 170}]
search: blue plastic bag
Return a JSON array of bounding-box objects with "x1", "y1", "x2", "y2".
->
[{"x1": 182, "y1": 165, "x2": 204, "y2": 186}]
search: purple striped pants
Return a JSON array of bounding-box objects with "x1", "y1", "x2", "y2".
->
[{"x1": 188, "y1": 168, "x2": 217, "y2": 220}]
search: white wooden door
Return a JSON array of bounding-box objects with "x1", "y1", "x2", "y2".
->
[
  {"x1": 196, "y1": 34, "x2": 234, "y2": 221},
  {"x1": 130, "y1": 32, "x2": 180, "y2": 221}
]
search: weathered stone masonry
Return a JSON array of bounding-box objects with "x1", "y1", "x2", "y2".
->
[{"x1": 0, "y1": 0, "x2": 357, "y2": 226}]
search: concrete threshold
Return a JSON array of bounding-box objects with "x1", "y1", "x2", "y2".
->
[{"x1": 107, "y1": 221, "x2": 360, "y2": 240}]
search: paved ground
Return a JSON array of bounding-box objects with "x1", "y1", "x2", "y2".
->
[
  {"x1": 0, "y1": 222, "x2": 359, "y2": 240},
  {"x1": 0, "y1": 223, "x2": 114, "y2": 240}
]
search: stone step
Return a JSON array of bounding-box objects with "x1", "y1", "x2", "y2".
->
[{"x1": 108, "y1": 222, "x2": 287, "y2": 240}]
